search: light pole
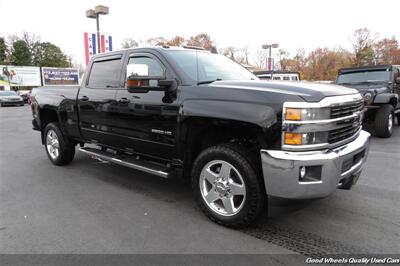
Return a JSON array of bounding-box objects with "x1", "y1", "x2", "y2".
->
[
  {"x1": 262, "y1": 43, "x2": 279, "y2": 71},
  {"x1": 86, "y1": 5, "x2": 109, "y2": 54}
]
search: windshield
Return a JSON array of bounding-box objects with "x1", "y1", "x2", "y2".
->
[
  {"x1": 337, "y1": 69, "x2": 392, "y2": 84},
  {"x1": 166, "y1": 50, "x2": 257, "y2": 83},
  {"x1": 0, "y1": 91, "x2": 18, "y2": 96}
]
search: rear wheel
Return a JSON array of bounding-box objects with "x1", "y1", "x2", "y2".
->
[
  {"x1": 374, "y1": 104, "x2": 394, "y2": 138},
  {"x1": 44, "y1": 123, "x2": 75, "y2": 165},
  {"x1": 191, "y1": 144, "x2": 266, "y2": 228}
]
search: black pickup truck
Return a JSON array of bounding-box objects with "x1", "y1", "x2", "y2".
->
[
  {"x1": 337, "y1": 65, "x2": 400, "y2": 138},
  {"x1": 31, "y1": 46, "x2": 370, "y2": 227}
]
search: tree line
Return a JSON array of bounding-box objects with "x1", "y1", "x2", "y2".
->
[
  {"x1": 0, "y1": 32, "x2": 71, "y2": 68},
  {"x1": 122, "y1": 29, "x2": 400, "y2": 81},
  {"x1": 278, "y1": 28, "x2": 400, "y2": 81}
]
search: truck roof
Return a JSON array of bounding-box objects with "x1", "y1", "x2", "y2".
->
[
  {"x1": 90, "y1": 46, "x2": 210, "y2": 61},
  {"x1": 338, "y1": 64, "x2": 400, "y2": 74}
]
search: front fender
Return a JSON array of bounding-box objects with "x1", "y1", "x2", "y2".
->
[
  {"x1": 180, "y1": 99, "x2": 277, "y2": 128},
  {"x1": 374, "y1": 93, "x2": 398, "y2": 106}
]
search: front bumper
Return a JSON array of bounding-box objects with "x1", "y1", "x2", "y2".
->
[
  {"x1": 260, "y1": 130, "x2": 370, "y2": 199},
  {"x1": 0, "y1": 100, "x2": 24, "y2": 106}
]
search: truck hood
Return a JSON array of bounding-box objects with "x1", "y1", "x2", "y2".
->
[{"x1": 210, "y1": 80, "x2": 359, "y2": 102}]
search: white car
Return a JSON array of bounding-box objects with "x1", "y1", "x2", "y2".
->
[
  {"x1": 0, "y1": 91, "x2": 24, "y2": 107},
  {"x1": 254, "y1": 71, "x2": 300, "y2": 81}
]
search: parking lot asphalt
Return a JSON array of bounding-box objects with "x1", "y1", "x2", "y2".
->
[{"x1": 1, "y1": 106, "x2": 399, "y2": 256}]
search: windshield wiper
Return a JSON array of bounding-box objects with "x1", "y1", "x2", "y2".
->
[{"x1": 197, "y1": 78, "x2": 223, "y2": 85}]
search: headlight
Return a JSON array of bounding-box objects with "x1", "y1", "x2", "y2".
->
[
  {"x1": 363, "y1": 92, "x2": 373, "y2": 105},
  {"x1": 284, "y1": 107, "x2": 330, "y2": 121},
  {"x1": 284, "y1": 132, "x2": 328, "y2": 145}
]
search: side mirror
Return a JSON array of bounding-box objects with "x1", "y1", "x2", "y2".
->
[
  {"x1": 126, "y1": 64, "x2": 175, "y2": 93},
  {"x1": 396, "y1": 77, "x2": 400, "y2": 84}
]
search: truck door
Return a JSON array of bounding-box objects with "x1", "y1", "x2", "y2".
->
[
  {"x1": 77, "y1": 54, "x2": 123, "y2": 147},
  {"x1": 113, "y1": 52, "x2": 179, "y2": 160}
]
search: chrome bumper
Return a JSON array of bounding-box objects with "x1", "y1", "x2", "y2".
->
[{"x1": 260, "y1": 130, "x2": 370, "y2": 199}]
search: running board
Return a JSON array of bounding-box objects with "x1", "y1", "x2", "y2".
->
[{"x1": 79, "y1": 147, "x2": 171, "y2": 178}]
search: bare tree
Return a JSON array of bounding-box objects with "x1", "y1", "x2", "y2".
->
[
  {"x1": 352, "y1": 28, "x2": 377, "y2": 66},
  {"x1": 219, "y1": 47, "x2": 237, "y2": 61},
  {"x1": 121, "y1": 38, "x2": 139, "y2": 48},
  {"x1": 277, "y1": 49, "x2": 290, "y2": 70},
  {"x1": 145, "y1": 36, "x2": 167, "y2": 46},
  {"x1": 254, "y1": 49, "x2": 268, "y2": 69}
]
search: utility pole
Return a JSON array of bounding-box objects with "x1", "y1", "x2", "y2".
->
[{"x1": 262, "y1": 43, "x2": 279, "y2": 71}]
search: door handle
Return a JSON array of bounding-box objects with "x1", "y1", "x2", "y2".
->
[
  {"x1": 118, "y1": 97, "x2": 130, "y2": 104},
  {"x1": 80, "y1": 96, "x2": 89, "y2": 101}
]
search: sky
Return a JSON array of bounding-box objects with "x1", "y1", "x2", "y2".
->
[{"x1": 1, "y1": 0, "x2": 399, "y2": 67}]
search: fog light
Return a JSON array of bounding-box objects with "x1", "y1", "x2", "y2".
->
[{"x1": 299, "y1": 166, "x2": 306, "y2": 179}]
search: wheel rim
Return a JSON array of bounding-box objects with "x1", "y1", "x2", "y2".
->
[
  {"x1": 199, "y1": 160, "x2": 246, "y2": 217},
  {"x1": 388, "y1": 113, "x2": 393, "y2": 133},
  {"x1": 46, "y1": 129, "x2": 60, "y2": 160}
]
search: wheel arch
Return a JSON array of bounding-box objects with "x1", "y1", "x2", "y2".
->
[
  {"x1": 38, "y1": 107, "x2": 61, "y2": 144},
  {"x1": 374, "y1": 93, "x2": 398, "y2": 108},
  {"x1": 178, "y1": 116, "x2": 277, "y2": 180}
]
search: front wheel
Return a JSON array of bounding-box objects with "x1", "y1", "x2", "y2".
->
[
  {"x1": 191, "y1": 144, "x2": 266, "y2": 228},
  {"x1": 396, "y1": 113, "x2": 400, "y2": 126},
  {"x1": 44, "y1": 122, "x2": 75, "y2": 165},
  {"x1": 374, "y1": 104, "x2": 394, "y2": 138}
]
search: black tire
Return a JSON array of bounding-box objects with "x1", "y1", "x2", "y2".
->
[
  {"x1": 374, "y1": 104, "x2": 394, "y2": 138},
  {"x1": 43, "y1": 122, "x2": 75, "y2": 165},
  {"x1": 397, "y1": 113, "x2": 400, "y2": 126},
  {"x1": 191, "y1": 144, "x2": 266, "y2": 228}
]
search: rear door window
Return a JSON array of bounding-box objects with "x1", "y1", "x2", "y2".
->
[{"x1": 88, "y1": 58, "x2": 122, "y2": 88}]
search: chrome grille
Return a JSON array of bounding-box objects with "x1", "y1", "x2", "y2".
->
[
  {"x1": 328, "y1": 121, "x2": 362, "y2": 144},
  {"x1": 282, "y1": 94, "x2": 364, "y2": 151},
  {"x1": 330, "y1": 100, "x2": 364, "y2": 118}
]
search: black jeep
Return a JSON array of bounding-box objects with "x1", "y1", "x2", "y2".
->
[{"x1": 337, "y1": 65, "x2": 400, "y2": 138}]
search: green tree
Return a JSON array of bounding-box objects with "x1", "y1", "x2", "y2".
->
[
  {"x1": 0, "y1": 37, "x2": 7, "y2": 64},
  {"x1": 10, "y1": 40, "x2": 32, "y2": 66},
  {"x1": 32, "y1": 42, "x2": 69, "y2": 67}
]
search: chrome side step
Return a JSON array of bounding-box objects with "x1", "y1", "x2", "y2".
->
[{"x1": 79, "y1": 147, "x2": 171, "y2": 178}]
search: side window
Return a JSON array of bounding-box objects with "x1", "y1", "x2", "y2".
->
[
  {"x1": 291, "y1": 76, "x2": 298, "y2": 81},
  {"x1": 88, "y1": 59, "x2": 122, "y2": 88},
  {"x1": 128, "y1": 57, "x2": 164, "y2": 77},
  {"x1": 283, "y1": 76, "x2": 290, "y2": 81},
  {"x1": 273, "y1": 76, "x2": 281, "y2": 80}
]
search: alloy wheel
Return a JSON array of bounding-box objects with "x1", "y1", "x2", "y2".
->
[{"x1": 199, "y1": 160, "x2": 246, "y2": 216}]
